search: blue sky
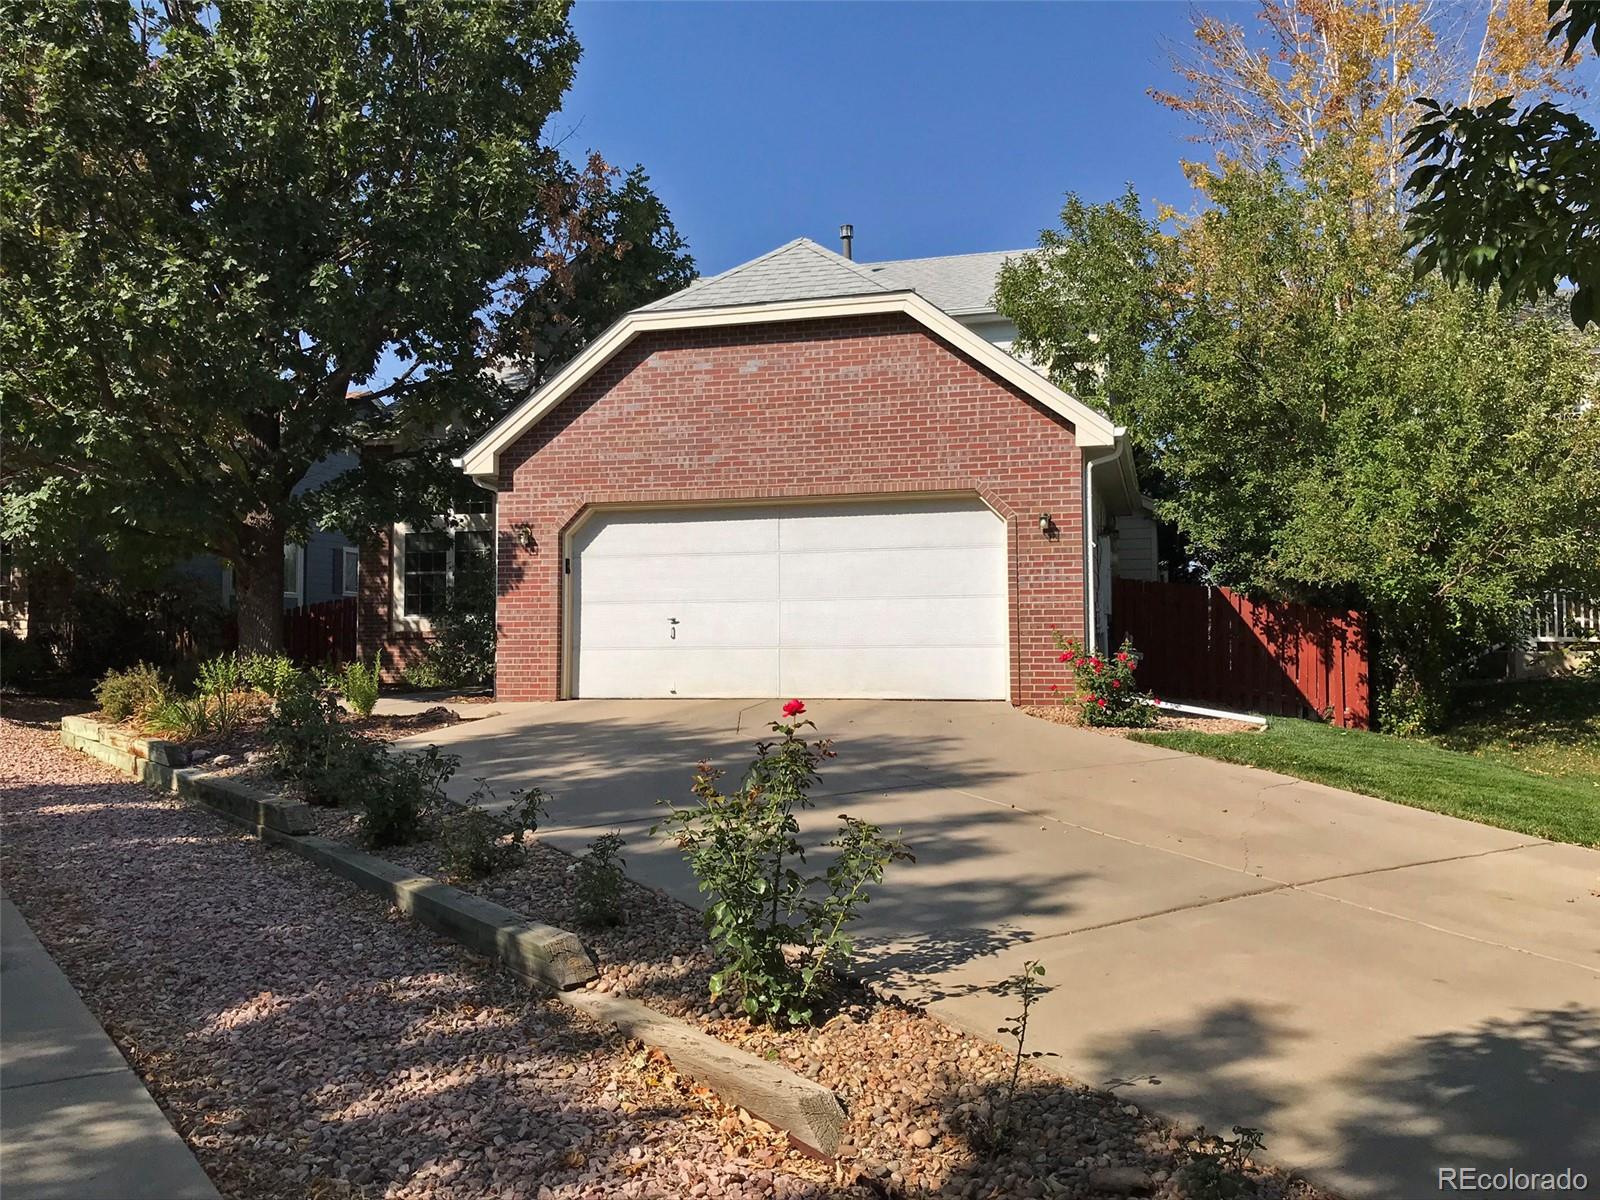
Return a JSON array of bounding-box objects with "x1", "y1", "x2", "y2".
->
[{"x1": 556, "y1": 1, "x2": 1205, "y2": 272}]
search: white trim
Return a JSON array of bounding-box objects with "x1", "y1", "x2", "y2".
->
[
  {"x1": 1082, "y1": 441, "x2": 1123, "y2": 652},
  {"x1": 390, "y1": 513, "x2": 493, "y2": 633},
  {"x1": 282, "y1": 544, "x2": 305, "y2": 609},
  {"x1": 457, "y1": 291, "x2": 1119, "y2": 483},
  {"x1": 340, "y1": 545, "x2": 360, "y2": 597}
]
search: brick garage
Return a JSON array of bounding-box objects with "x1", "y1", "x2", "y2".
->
[{"x1": 486, "y1": 313, "x2": 1089, "y2": 705}]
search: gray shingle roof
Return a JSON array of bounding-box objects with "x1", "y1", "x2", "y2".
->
[
  {"x1": 641, "y1": 238, "x2": 1034, "y2": 318},
  {"x1": 857, "y1": 249, "x2": 1033, "y2": 316},
  {"x1": 641, "y1": 238, "x2": 893, "y2": 311}
]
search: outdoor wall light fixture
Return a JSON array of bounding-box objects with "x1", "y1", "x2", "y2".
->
[
  {"x1": 514, "y1": 523, "x2": 537, "y2": 553},
  {"x1": 1039, "y1": 512, "x2": 1057, "y2": 539}
]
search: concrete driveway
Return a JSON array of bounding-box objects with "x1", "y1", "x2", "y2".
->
[{"x1": 396, "y1": 698, "x2": 1600, "y2": 1198}]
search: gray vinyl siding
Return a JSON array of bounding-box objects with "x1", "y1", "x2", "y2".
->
[
  {"x1": 292, "y1": 453, "x2": 358, "y2": 607},
  {"x1": 175, "y1": 453, "x2": 359, "y2": 610},
  {"x1": 1113, "y1": 515, "x2": 1161, "y2": 582}
]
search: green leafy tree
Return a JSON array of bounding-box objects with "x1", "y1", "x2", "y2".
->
[
  {"x1": 998, "y1": 161, "x2": 1600, "y2": 730},
  {"x1": 0, "y1": 0, "x2": 693, "y2": 649},
  {"x1": 1405, "y1": 2, "x2": 1600, "y2": 324}
]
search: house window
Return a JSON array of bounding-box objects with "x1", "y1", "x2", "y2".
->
[
  {"x1": 283, "y1": 544, "x2": 305, "y2": 608},
  {"x1": 402, "y1": 531, "x2": 452, "y2": 618},
  {"x1": 392, "y1": 502, "x2": 494, "y2": 630},
  {"x1": 340, "y1": 546, "x2": 360, "y2": 597}
]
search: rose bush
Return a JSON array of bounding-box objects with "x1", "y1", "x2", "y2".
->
[{"x1": 1052, "y1": 633, "x2": 1157, "y2": 727}]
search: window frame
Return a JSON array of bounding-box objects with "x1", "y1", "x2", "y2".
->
[
  {"x1": 283, "y1": 543, "x2": 305, "y2": 609},
  {"x1": 391, "y1": 509, "x2": 494, "y2": 633},
  {"x1": 341, "y1": 545, "x2": 360, "y2": 597}
]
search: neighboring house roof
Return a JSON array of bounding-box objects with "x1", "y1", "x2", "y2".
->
[
  {"x1": 641, "y1": 238, "x2": 1031, "y2": 317},
  {"x1": 856, "y1": 249, "x2": 1031, "y2": 316}
]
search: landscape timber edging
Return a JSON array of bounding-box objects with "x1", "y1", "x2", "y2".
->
[
  {"x1": 259, "y1": 828, "x2": 596, "y2": 992},
  {"x1": 559, "y1": 989, "x2": 847, "y2": 1157},
  {"x1": 60, "y1": 713, "x2": 312, "y2": 835},
  {"x1": 58, "y1": 713, "x2": 849, "y2": 1155}
]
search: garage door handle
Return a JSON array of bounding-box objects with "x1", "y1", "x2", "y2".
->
[{"x1": 668, "y1": 617, "x2": 679, "y2": 640}]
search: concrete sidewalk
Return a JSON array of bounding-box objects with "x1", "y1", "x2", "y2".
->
[
  {"x1": 398, "y1": 697, "x2": 1600, "y2": 1199},
  {"x1": 0, "y1": 892, "x2": 218, "y2": 1200}
]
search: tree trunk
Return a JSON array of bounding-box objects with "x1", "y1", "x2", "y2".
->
[{"x1": 234, "y1": 527, "x2": 285, "y2": 654}]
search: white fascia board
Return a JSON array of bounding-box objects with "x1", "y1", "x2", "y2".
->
[{"x1": 458, "y1": 292, "x2": 1117, "y2": 482}]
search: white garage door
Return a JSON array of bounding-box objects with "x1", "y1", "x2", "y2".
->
[{"x1": 571, "y1": 497, "x2": 1008, "y2": 699}]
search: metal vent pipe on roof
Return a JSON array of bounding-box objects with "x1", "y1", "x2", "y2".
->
[{"x1": 839, "y1": 223, "x2": 854, "y2": 260}]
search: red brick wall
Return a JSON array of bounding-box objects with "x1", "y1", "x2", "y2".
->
[
  {"x1": 494, "y1": 314, "x2": 1086, "y2": 704},
  {"x1": 355, "y1": 527, "x2": 433, "y2": 683}
]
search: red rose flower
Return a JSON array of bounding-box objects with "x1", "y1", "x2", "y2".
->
[
  {"x1": 1096, "y1": 697, "x2": 1107, "y2": 708},
  {"x1": 1117, "y1": 651, "x2": 1129, "y2": 663},
  {"x1": 1111, "y1": 679, "x2": 1121, "y2": 689},
  {"x1": 781, "y1": 699, "x2": 806, "y2": 718},
  {"x1": 1058, "y1": 652, "x2": 1071, "y2": 663}
]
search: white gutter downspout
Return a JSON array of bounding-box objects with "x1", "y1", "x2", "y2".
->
[{"x1": 1081, "y1": 431, "x2": 1126, "y2": 655}]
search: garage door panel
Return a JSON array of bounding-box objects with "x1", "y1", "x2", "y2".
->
[
  {"x1": 580, "y1": 600, "x2": 780, "y2": 650},
  {"x1": 578, "y1": 552, "x2": 779, "y2": 603},
  {"x1": 576, "y1": 511, "x2": 779, "y2": 557},
  {"x1": 780, "y1": 596, "x2": 1006, "y2": 649},
  {"x1": 781, "y1": 546, "x2": 1006, "y2": 600},
  {"x1": 779, "y1": 648, "x2": 1007, "y2": 700},
  {"x1": 572, "y1": 497, "x2": 1008, "y2": 700},
  {"x1": 779, "y1": 501, "x2": 1003, "y2": 551},
  {"x1": 576, "y1": 648, "x2": 780, "y2": 698}
]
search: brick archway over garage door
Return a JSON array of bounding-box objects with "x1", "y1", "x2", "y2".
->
[{"x1": 492, "y1": 313, "x2": 1087, "y2": 705}]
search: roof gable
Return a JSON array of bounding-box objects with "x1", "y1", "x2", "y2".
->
[
  {"x1": 459, "y1": 291, "x2": 1118, "y2": 482},
  {"x1": 642, "y1": 238, "x2": 891, "y2": 312}
]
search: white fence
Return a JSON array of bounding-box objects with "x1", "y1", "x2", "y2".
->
[{"x1": 1533, "y1": 592, "x2": 1600, "y2": 644}]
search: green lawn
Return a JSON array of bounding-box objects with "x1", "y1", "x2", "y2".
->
[{"x1": 1130, "y1": 680, "x2": 1600, "y2": 847}]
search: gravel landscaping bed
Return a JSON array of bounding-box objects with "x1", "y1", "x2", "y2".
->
[
  {"x1": 1, "y1": 700, "x2": 854, "y2": 1200},
  {"x1": 300, "y1": 799, "x2": 1321, "y2": 1199},
  {"x1": 1022, "y1": 705, "x2": 1261, "y2": 738},
  {"x1": 24, "y1": 693, "x2": 1323, "y2": 1200}
]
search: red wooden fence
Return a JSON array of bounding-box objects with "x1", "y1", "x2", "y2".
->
[
  {"x1": 282, "y1": 597, "x2": 358, "y2": 666},
  {"x1": 1110, "y1": 579, "x2": 1371, "y2": 728}
]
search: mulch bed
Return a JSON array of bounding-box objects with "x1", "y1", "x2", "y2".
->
[
  {"x1": 16, "y1": 691, "x2": 1321, "y2": 1199},
  {"x1": 303, "y1": 805, "x2": 1322, "y2": 1200},
  {"x1": 1, "y1": 704, "x2": 855, "y2": 1200},
  {"x1": 1021, "y1": 705, "x2": 1261, "y2": 739}
]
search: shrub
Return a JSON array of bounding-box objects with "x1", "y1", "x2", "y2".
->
[
  {"x1": 195, "y1": 653, "x2": 250, "y2": 736},
  {"x1": 94, "y1": 663, "x2": 172, "y2": 722},
  {"x1": 240, "y1": 652, "x2": 300, "y2": 699},
  {"x1": 437, "y1": 777, "x2": 546, "y2": 879},
  {"x1": 400, "y1": 558, "x2": 496, "y2": 691},
  {"x1": 362, "y1": 744, "x2": 456, "y2": 848},
  {"x1": 656, "y1": 701, "x2": 913, "y2": 1027},
  {"x1": 265, "y1": 677, "x2": 373, "y2": 805},
  {"x1": 147, "y1": 695, "x2": 211, "y2": 740},
  {"x1": 1052, "y1": 634, "x2": 1156, "y2": 727},
  {"x1": 400, "y1": 655, "x2": 455, "y2": 691},
  {"x1": 972, "y1": 960, "x2": 1055, "y2": 1154},
  {"x1": 439, "y1": 805, "x2": 518, "y2": 880},
  {"x1": 573, "y1": 832, "x2": 627, "y2": 928},
  {"x1": 1, "y1": 631, "x2": 53, "y2": 686},
  {"x1": 1178, "y1": 1125, "x2": 1268, "y2": 1200},
  {"x1": 431, "y1": 557, "x2": 496, "y2": 684},
  {"x1": 501, "y1": 781, "x2": 550, "y2": 839},
  {"x1": 338, "y1": 653, "x2": 382, "y2": 717}
]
